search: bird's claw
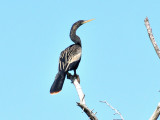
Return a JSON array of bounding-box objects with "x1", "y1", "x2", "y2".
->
[
  {"x1": 67, "y1": 72, "x2": 72, "y2": 79},
  {"x1": 74, "y1": 74, "x2": 80, "y2": 84},
  {"x1": 67, "y1": 72, "x2": 80, "y2": 84}
]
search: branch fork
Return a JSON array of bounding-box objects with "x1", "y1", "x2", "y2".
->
[{"x1": 100, "y1": 100, "x2": 124, "y2": 120}]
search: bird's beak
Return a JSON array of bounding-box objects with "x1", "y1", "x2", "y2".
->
[{"x1": 82, "y1": 19, "x2": 95, "y2": 24}]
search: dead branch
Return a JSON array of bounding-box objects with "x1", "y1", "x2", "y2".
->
[
  {"x1": 67, "y1": 73, "x2": 98, "y2": 120},
  {"x1": 100, "y1": 100, "x2": 124, "y2": 120},
  {"x1": 149, "y1": 102, "x2": 160, "y2": 120},
  {"x1": 77, "y1": 102, "x2": 98, "y2": 120},
  {"x1": 144, "y1": 17, "x2": 160, "y2": 59}
]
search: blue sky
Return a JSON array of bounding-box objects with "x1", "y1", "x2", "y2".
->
[{"x1": 0, "y1": 0, "x2": 160, "y2": 120}]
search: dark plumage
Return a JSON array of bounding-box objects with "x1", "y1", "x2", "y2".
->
[{"x1": 50, "y1": 19, "x2": 94, "y2": 94}]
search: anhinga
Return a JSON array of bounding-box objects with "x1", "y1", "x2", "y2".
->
[{"x1": 50, "y1": 19, "x2": 94, "y2": 94}]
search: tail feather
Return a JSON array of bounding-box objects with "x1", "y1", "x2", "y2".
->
[{"x1": 50, "y1": 72, "x2": 66, "y2": 95}]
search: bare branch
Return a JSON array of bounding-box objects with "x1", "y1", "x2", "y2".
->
[
  {"x1": 144, "y1": 17, "x2": 160, "y2": 59},
  {"x1": 67, "y1": 73, "x2": 85, "y2": 104},
  {"x1": 149, "y1": 102, "x2": 160, "y2": 120},
  {"x1": 77, "y1": 102, "x2": 98, "y2": 120},
  {"x1": 100, "y1": 100, "x2": 124, "y2": 120},
  {"x1": 67, "y1": 73, "x2": 98, "y2": 120}
]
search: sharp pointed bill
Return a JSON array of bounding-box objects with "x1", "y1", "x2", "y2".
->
[{"x1": 82, "y1": 19, "x2": 95, "y2": 24}]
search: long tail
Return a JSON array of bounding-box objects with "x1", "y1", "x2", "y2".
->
[{"x1": 50, "y1": 71, "x2": 66, "y2": 95}]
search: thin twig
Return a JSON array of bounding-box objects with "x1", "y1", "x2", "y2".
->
[
  {"x1": 67, "y1": 73, "x2": 98, "y2": 120},
  {"x1": 100, "y1": 100, "x2": 124, "y2": 120},
  {"x1": 144, "y1": 17, "x2": 160, "y2": 59},
  {"x1": 149, "y1": 102, "x2": 160, "y2": 120}
]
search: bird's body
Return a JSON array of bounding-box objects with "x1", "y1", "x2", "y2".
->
[
  {"x1": 50, "y1": 19, "x2": 93, "y2": 94},
  {"x1": 59, "y1": 44, "x2": 82, "y2": 72}
]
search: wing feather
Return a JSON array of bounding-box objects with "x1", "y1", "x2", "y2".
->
[{"x1": 58, "y1": 45, "x2": 81, "y2": 72}]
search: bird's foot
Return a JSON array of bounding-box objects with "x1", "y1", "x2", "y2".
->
[
  {"x1": 67, "y1": 72, "x2": 72, "y2": 79},
  {"x1": 67, "y1": 72, "x2": 80, "y2": 84},
  {"x1": 74, "y1": 74, "x2": 80, "y2": 84}
]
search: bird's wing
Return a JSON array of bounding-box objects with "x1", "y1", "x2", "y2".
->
[{"x1": 58, "y1": 45, "x2": 81, "y2": 72}]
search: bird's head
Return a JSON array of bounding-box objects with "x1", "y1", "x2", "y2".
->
[{"x1": 72, "y1": 19, "x2": 94, "y2": 29}]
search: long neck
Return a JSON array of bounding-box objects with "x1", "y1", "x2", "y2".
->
[{"x1": 70, "y1": 26, "x2": 82, "y2": 46}]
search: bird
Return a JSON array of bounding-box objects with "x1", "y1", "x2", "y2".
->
[{"x1": 50, "y1": 19, "x2": 94, "y2": 95}]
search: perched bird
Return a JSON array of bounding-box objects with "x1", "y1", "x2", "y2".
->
[{"x1": 50, "y1": 19, "x2": 94, "y2": 95}]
